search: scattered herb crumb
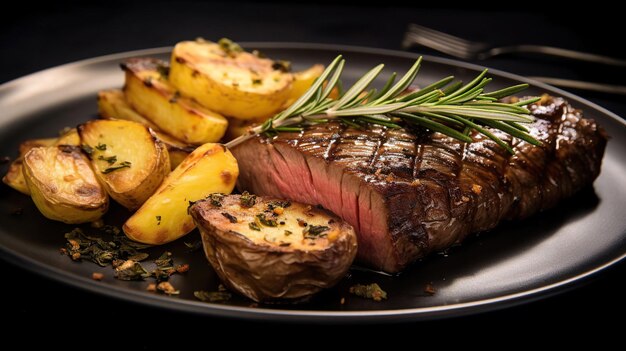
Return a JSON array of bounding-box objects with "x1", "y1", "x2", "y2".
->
[
  {"x1": 98, "y1": 155, "x2": 117, "y2": 164},
  {"x1": 156, "y1": 215, "x2": 162, "y2": 225},
  {"x1": 95, "y1": 143, "x2": 107, "y2": 151},
  {"x1": 251, "y1": 78, "x2": 262, "y2": 85},
  {"x1": 92, "y1": 272, "x2": 104, "y2": 281},
  {"x1": 221, "y1": 212, "x2": 238, "y2": 223},
  {"x1": 349, "y1": 283, "x2": 387, "y2": 301},
  {"x1": 157, "y1": 282, "x2": 179, "y2": 295},
  {"x1": 284, "y1": 230, "x2": 293, "y2": 236},
  {"x1": 239, "y1": 191, "x2": 256, "y2": 208},
  {"x1": 249, "y1": 221, "x2": 261, "y2": 231},
  {"x1": 115, "y1": 260, "x2": 149, "y2": 281},
  {"x1": 184, "y1": 240, "x2": 202, "y2": 252},
  {"x1": 169, "y1": 91, "x2": 180, "y2": 103},
  {"x1": 256, "y1": 213, "x2": 277, "y2": 227},
  {"x1": 194, "y1": 290, "x2": 232, "y2": 303},
  {"x1": 303, "y1": 225, "x2": 329, "y2": 239},
  {"x1": 102, "y1": 161, "x2": 131, "y2": 174},
  {"x1": 147, "y1": 283, "x2": 157, "y2": 292},
  {"x1": 81, "y1": 144, "x2": 94, "y2": 156},
  {"x1": 208, "y1": 193, "x2": 225, "y2": 207},
  {"x1": 424, "y1": 282, "x2": 436, "y2": 295},
  {"x1": 176, "y1": 264, "x2": 190, "y2": 274}
]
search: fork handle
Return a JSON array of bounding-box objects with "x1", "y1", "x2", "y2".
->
[
  {"x1": 481, "y1": 45, "x2": 626, "y2": 67},
  {"x1": 530, "y1": 76, "x2": 626, "y2": 95}
]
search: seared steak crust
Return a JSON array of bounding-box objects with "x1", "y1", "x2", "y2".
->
[{"x1": 233, "y1": 96, "x2": 607, "y2": 272}]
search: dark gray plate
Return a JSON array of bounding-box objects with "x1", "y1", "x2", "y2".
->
[{"x1": 1, "y1": 44, "x2": 625, "y2": 322}]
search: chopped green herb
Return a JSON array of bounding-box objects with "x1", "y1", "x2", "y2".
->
[
  {"x1": 81, "y1": 145, "x2": 94, "y2": 156},
  {"x1": 102, "y1": 161, "x2": 131, "y2": 174},
  {"x1": 249, "y1": 222, "x2": 261, "y2": 231},
  {"x1": 272, "y1": 60, "x2": 291, "y2": 73},
  {"x1": 284, "y1": 230, "x2": 293, "y2": 236},
  {"x1": 221, "y1": 212, "x2": 238, "y2": 223},
  {"x1": 156, "y1": 215, "x2": 162, "y2": 225},
  {"x1": 154, "y1": 251, "x2": 173, "y2": 269},
  {"x1": 207, "y1": 193, "x2": 225, "y2": 207},
  {"x1": 256, "y1": 213, "x2": 277, "y2": 227},
  {"x1": 349, "y1": 283, "x2": 387, "y2": 301},
  {"x1": 303, "y1": 225, "x2": 330, "y2": 239},
  {"x1": 95, "y1": 143, "x2": 107, "y2": 151},
  {"x1": 252, "y1": 78, "x2": 262, "y2": 85},
  {"x1": 184, "y1": 240, "x2": 202, "y2": 252},
  {"x1": 98, "y1": 155, "x2": 117, "y2": 164},
  {"x1": 218, "y1": 38, "x2": 243, "y2": 56},
  {"x1": 156, "y1": 63, "x2": 170, "y2": 79},
  {"x1": 115, "y1": 260, "x2": 150, "y2": 281},
  {"x1": 194, "y1": 290, "x2": 232, "y2": 303},
  {"x1": 267, "y1": 200, "x2": 291, "y2": 211},
  {"x1": 239, "y1": 191, "x2": 256, "y2": 208}
]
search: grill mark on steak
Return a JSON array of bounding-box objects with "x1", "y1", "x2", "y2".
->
[{"x1": 232, "y1": 95, "x2": 608, "y2": 272}]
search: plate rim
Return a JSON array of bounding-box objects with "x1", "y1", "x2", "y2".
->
[{"x1": 1, "y1": 42, "x2": 624, "y2": 322}]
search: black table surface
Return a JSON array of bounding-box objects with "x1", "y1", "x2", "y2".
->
[{"x1": 2, "y1": 2, "x2": 624, "y2": 335}]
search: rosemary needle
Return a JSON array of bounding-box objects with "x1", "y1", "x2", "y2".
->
[{"x1": 225, "y1": 55, "x2": 540, "y2": 153}]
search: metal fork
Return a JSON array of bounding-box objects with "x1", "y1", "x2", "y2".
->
[
  {"x1": 402, "y1": 23, "x2": 626, "y2": 66},
  {"x1": 402, "y1": 23, "x2": 626, "y2": 95}
]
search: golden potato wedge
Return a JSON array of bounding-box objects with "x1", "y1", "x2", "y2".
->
[
  {"x1": 3, "y1": 137, "x2": 58, "y2": 195},
  {"x1": 78, "y1": 119, "x2": 170, "y2": 210},
  {"x1": 288, "y1": 64, "x2": 324, "y2": 101},
  {"x1": 189, "y1": 193, "x2": 357, "y2": 302},
  {"x1": 152, "y1": 130, "x2": 195, "y2": 169},
  {"x1": 123, "y1": 143, "x2": 238, "y2": 245},
  {"x1": 55, "y1": 128, "x2": 80, "y2": 146},
  {"x1": 169, "y1": 39, "x2": 293, "y2": 120},
  {"x1": 22, "y1": 145, "x2": 108, "y2": 224},
  {"x1": 97, "y1": 89, "x2": 160, "y2": 130},
  {"x1": 97, "y1": 88, "x2": 193, "y2": 169},
  {"x1": 222, "y1": 117, "x2": 265, "y2": 142},
  {"x1": 122, "y1": 58, "x2": 228, "y2": 144}
]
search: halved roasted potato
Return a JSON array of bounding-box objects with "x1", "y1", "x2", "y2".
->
[
  {"x1": 78, "y1": 119, "x2": 170, "y2": 210},
  {"x1": 22, "y1": 145, "x2": 108, "y2": 224},
  {"x1": 97, "y1": 88, "x2": 194, "y2": 169},
  {"x1": 189, "y1": 193, "x2": 358, "y2": 303},
  {"x1": 123, "y1": 58, "x2": 228, "y2": 144},
  {"x1": 169, "y1": 39, "x2": 293, "y2": 120},
  {"x1": 3, "y1": 137, "x2": 58, "y2": 195},
  {"x1": 123, "y1": 143, "x2": 238, "y2": 245}
]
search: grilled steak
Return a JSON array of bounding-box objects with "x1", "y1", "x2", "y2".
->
[{"x1": 232, "y1": 96, "x2": 608, "y2": 273}]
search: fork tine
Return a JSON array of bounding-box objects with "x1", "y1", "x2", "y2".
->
[
  {"x1": 407, "y1": 24, "x2": 473, "y2": 48},
  {"x1": 403, "y1": 32, "x2": 473, "y2": 59}
]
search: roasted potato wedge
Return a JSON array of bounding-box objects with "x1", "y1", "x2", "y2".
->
[
  {"x1": 78, "y1": 119, "x2": 170, "y2": 210},
  {"x1": 22, "y1": 145, "x2": 108, "y2": 224},
  {"x1": 98, "y1": 89, "x2": 160, "y2": 130},
  {"x1": 123, "y1": 143, "x2": 238, "y2": 245},
  {"x1": 97, "y1": 88, "x2": 193, "y2": 169},
  {"x1": 169, "y1": 39, "x2": 293, "y2": 120},
  {"x1": 223, "y1": 117, "x2": 265, "y2": 142},
  {"x1": 3, "y1": 137, "x2": 58, "y2": 195},
  {"x1": 123, "y1": 58, "x2": 228, "y2": 144},
  {"x1": 55, "y1": 128, "x2": 80, "y2": 146},
  {"x1": 189, "y1": 193, "x2": 357, "y2": 302},
  {"x1": 288, "y1": 64, "x2": 324, "y2": 101}
]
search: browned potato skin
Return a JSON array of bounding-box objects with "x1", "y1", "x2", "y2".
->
[
  {"x1": 190, "y1": 195, "x2": 358, "y2": 303},
  {"x1": 22, "y1": 146, "x2": 108, "y2": 224},
  {"x1": 78, "y1": 119, "x2": 170, "y2": 210},
  {"x1": 3, "y1": 137, "x2": 58, "y2": 195}
]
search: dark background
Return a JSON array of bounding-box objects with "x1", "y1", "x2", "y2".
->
[{"x1": 1, "y1": 1, "x2": 624, "y2": 337}]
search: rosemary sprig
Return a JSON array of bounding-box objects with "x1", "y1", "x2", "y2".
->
[{"x1": 225, "y1": 55, "x2": 541, "y2": 153}]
